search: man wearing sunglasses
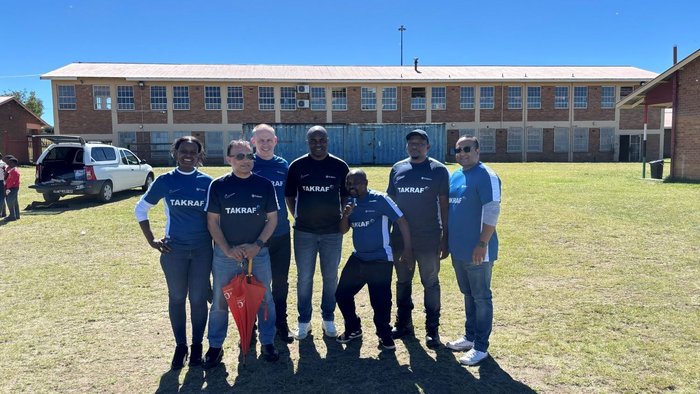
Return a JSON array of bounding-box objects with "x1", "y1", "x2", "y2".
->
[
  {"x1": 445, "y1": 136, "x2": 501, "y2": 366},
  {"x1": 204, "y1": 140, "x2": 280, "y2": 366},
  {"x1": 285, "y1": 125, "x2": 350, "y2": 340}
]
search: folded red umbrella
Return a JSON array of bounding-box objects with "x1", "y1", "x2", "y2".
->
[{"x1": 222, "y1": 258, "x2": 267, "y2": 362}]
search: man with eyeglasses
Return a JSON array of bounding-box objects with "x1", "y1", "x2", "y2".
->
[
  {"x1": 445, "y1": 136, "x2": 501, "y2": 366},
  {"x1": 387, "y1": 129, "x2": 450, "y2": 349},
  {"x1": 285, "y1": 125, "x2": 349, "y2": 340},
  {"x1": 203, "y1": 139, "x2": 280, "y2": 367}
]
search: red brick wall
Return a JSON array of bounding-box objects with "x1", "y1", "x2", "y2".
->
[
  {"x1": 399, "y1": 86, "x2": 427, "y2": 123},
  {"x1": 58, "y1": 84, "x2": 112, "y2": 135},
  {"x1": 0, "y1": 100, "x2": 45, "y2": 162},
  {"x1": 527, "y1": 86, "x2": 569, "y2": 122},
  {"x1": 619, "y1": 107, "x2": 662, "y2": 129},
  {"x1": 480, "y1": 86, "x2": 503, "y2": 122},
  {"x1": 117, "y1": 85, "x2": 167, "y2": 124},
  {"x1": 333, "y1": 86, "x2": 375, "y2": 124},
  {"x1": 172, "y1": 85, "x2": 221, "y2": 124},
  {"x1": 673, "y1": 58, "x2": 700, "y2": 180}
]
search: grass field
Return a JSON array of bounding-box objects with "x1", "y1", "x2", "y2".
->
[{"x1": 1, "y1": 162, "x2": 698, "y2": 393}]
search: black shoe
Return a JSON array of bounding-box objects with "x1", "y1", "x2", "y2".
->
[
  {"x1": 336, "y1": 329, "x2": 363, "y2": 344},
  {"x1": 277, "y1": 325, "x2": 294, "y2": 344},
  {"x1": 425, "y1": 332, "x2": 442, "y2": 349},
  {"x1": 379, "y1": 336, "x2": 396, "y2": 350},
  {"x1": 391, "y1": 324, "x2": 414, "y2": 339},
  {"x1": 171, "y1": 344, "x2": 189, "y2": 370},
  {"x1": 262, "y1": 344, "x2": 279, "y2": 362},
  {"x1": 203, "y1": 347, "x2": 223, "y2": 369},
  {"x1": 189, "y1": 343, "x2": 203, "y2": 366}
]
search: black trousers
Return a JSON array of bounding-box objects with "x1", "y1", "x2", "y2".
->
[
  {"x1": 0, "y1": 180, "x2": 5, "y2": 216},
  {"x1": 268, "y1": 232, "x2": 291, "y2": 330},
  {"x1": 336, "y1": 255, "x2": 393, "y2": 339}
]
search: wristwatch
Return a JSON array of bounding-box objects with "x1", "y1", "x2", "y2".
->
[
  {"x1": 477, "y1": 241, "x2": 487, "y2": 248},
  {"x1": 255, "y1": 239, "x2": 266, "y2": 248}
]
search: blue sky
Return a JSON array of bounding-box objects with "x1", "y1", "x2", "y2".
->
[{"x1": 2, "y1": 0, "x2": 699, "y2": 126}]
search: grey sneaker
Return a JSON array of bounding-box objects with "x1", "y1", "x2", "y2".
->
[
  {"x1": 446, "y1": 336, "x2": 474, "y2": 351},
  {"x1": 336, "y1": 329, "x2": 363, "y2": 343}
]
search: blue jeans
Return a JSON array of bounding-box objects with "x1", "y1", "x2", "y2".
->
[
  {"x1": 393, "y1": 246, "x2": 441, "y2": 332},
  {"x1": 452, "y1": 259, "x2": 493, "y2": 352},
  {"x1": 293, "y1": 229, "x2": 342, "y2": 323},
  {"x1": 160, "y1": 243, "x2": 213, "y2": 346},
  {"x1": 208, "y1": 245, "x2": 276, "y2": 346},
  {"x1": 5, "y1": 188, "x2": 19, "y2": 220}
]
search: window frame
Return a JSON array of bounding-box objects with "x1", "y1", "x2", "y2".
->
[
  {"x1": 93, "y1": 85, "x2": 111, "y2": 110},
  {"x1": 361, "y1": 87, "x2": 377, "y2": 111},
  {"x1": 555, "y1": 86, "x2": 569, "y2": 109},
  {"x1": 431, "y1": 87, "x2": 446, "y2": 110},
  {"x1": 599, "y1": 127, "x2": 615, "y2": 152},
  {"x1": 280, "y1": 87, "x2": 296, "y2": 111},
  {"x1": 526, "y1": 127, "x2": 543, "y2": 152},
  {"x1": 117, "y1": 85, "x2": 135, "y2": 111},
  {"x1": 310, "y1": 87, "x2": 326, "y2": 111},
  {"x1": 507, "y1": 127, "x2": 523, "y2": 152},
  {"x1": 479, "y1": 128, "x2": 496, "y2": 153},
  {"x1": 150, "y1": 86, "x2": 167, "y2": 111},
  {"x1": 173, "y1": 86, "x2": 190, "y2": 110},
  {"x1": 204, "y1": 86, "x2": 222, "y2": 110},
  {"x1": 573, "y1": 127, "x2": 589, "y2": 152},
  {"x1": 382, "y1": 87, "x2": 397, "y2": 111},
  {"x1": 460, "y1": 86, "x2": 475, "y2": 109},
  {"x1": 227, "y1": 86, "x2": 243, "y2": 110},
  {"x1": 58, "y1": 85, "x2": 77, "y2": 110},
  {"x1": 411, "y1": 87, "x2": 426, "y2": 110},
  {"x1": 554, "y1": 127, "x2": 570, "y2": 152},
  {"x1": 601, "y1": 86, "x2": 615, "y2": 109},
  {"x1": 574, "y1": 86, "x2": 588, "y2": 109},
  {"x1": 527, "y1": 86, "x2": 541, "y2": 109},
  {"x1": 480, "y1": 86, "x2": 495, "y2": 110},
  {"x1": 331, "y1": 87, "x2": 347, "y2": 111},
  {"x1": 508, "y1": 86, "x2": 522, "y2": 110},
  {"x1": 258, "y1": 87, "x2": 275, "y2": 111}
]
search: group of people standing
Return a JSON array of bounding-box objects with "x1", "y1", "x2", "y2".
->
[{"x1": 135, "y1": 123, "x2": 501, "y2": 370}]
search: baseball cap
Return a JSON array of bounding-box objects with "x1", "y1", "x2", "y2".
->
[{"x1": 406, "y1": 129, "x2": 429, "y2": 144}]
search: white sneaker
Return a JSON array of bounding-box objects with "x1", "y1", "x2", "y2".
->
[
  {"x1": 446, "y1": 336, "x2": 474, "y2": 351},
  {"x1": 459, "y1": 348, "x2": 489, "y2": 366},
  {"x1": 293, "y1": 322, "x2": 312, "y2": 340},
  {"x1": 322, "y1": 320, "x2": 338, "y2": 337}
]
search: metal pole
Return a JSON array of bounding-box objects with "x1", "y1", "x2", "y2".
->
[
  {"x1": 398, "y1": 25, "x2": 406, "y2": 66},
  {"x1": 642, "y1": 104, "x2": 648, "y2": 178}
]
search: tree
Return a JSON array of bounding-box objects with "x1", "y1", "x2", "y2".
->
[{"x1": 2, "y1": 89, "x2": 44, "y2": 118}]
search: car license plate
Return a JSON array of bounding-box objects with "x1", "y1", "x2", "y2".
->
[{"x1": 54, "y1": 189, "x2": 73, "y2": 194}]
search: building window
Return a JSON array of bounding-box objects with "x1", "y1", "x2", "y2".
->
[
  {"x1": 574, "y1": 87, "x2": 588, "y2": 109},
  {"x1": 411, "y1": 87, "x2": 426, "y2": 110},
  {"x1": 508, "y1": 87, "x2": 522, "y2": 109},
  {"x1": 431, "y1": 87, "x2": 446, "y2": 110},
  {"x1": 479, "y1": 129, "x2": 496, "y2": 153},
  {"x1": 150, "y1": 86, "x2": 167, "y2": 110},
  {"x1": 118, "y1": 132, "x2": 137, "y2": 150},
  {"x1": 460, "y1": 129, "x2": 477, "y2": 137},
  {"x1": 480, "y1": 87, "x2": 494, "y2": 109},
  {"x1": 599, "y1": 127, "x2": 614, "y2": 152},
  {"x1": 361, "y1": 87, "x2": 376, "y2": 111},
  {"x1": 460, "y1": 87, "x2": 475, "y2": 109},
  {"x1": 601, "y1": 86, "x2": 615, "y2": 109},
  {"x1": 150, "y1": 131, "x2": 170, "y2": 160},
  {"x1": 527, "y1": 127, "x2": 543, "y2": 152},
  {"x1": 117, "y1": 86, "x2": 135, "y2": 110},
  {"x1": 555, "y1": 86, "x2": 569, "y2": 109},
  {"x1": 310, "y1": 87, "x2": 326, "y2": 111},
  {"x1": 382, "y1": 87, "x2": 397, "y2": 110},
  {"x1": 527, "y1": 87, "x2": 541, "y2": 109},
  {"x1": 173, "y1": 86, "x2": 190, "y2": 110},
  {"x1": 554, "y1": 127, "x2": 569, "y2": 152},
  {"x1": 227, "y1": 86, "x2": 243, "y2": 110},
  {"x1": 258, "y1": 87, "x2": 274, "y2": 111},
  {"x1": 93, "y1": 85, "x2": 111, "y2": 110},
  {"x1": 58, "y1": 85, "x2": 77, "y2": 110},
  {"x1": 620, "y1": 86, "x2": 633, "y2": 97},
  {"x1": 280, "y1": 87, "x2": 296, "y2": 111},
  {"x1": 573, "y1": 128, "x2": 589, "y2": 152},
  {"x1": 206, "y1": 131, "x2": 224, "y2": 158},
  {"x1": 205, "y1": 86, "x2": 221, "y2": 110},
  {"x1": 332, "y1": 88, "x2": 347, "y2": 110},
  {"x1": 507, "y1": 127, "x2": 523, "y2": 152}
]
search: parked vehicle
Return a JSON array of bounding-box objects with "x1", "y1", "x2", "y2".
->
[{"x1": 29, "y1": 135, "x2": 154, "y2": 203}]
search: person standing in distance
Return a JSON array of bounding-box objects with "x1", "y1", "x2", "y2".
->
[
  {"x1": 3, "y1": 155, "x2": 20, "y2": 222},
  {"x1": 204, "y1": 140, "x2": 280, "y2": 367},
  {"x1": 445, "y1": 136, "x2": 501, "y2": 366},
  {"x1": 0, "y1": 153, "x2": 7, "y2": 217},
  {"x1": 251, "y1": 123, "x2": 294, "y2": 344},
  {"x1": 387, "y1": 129, "x2": 450, "y2": 349},
  {"x1": 134, "y1": 136, "x2": 213, "y2": 369},
  {"x1": 336, "y1": 169, "x2": 413, "y2": 351},
  {"x1": 285, "y1": 125, "x2": 350, "y2": 340}
]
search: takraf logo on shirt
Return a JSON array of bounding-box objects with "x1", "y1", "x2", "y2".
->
[
  {"x1": 270, "y1": 181, "x2": 284, "y2": 187},
  {"x1": 449, "y1": 197, "x2": 464, "y2": 204},
  {"x1": 251, "y1": 194, "x2": 263, "y2": 198},
  {"x1": 302, "y1": 185, "x2": 333, "y2": 192},
  {"x1": 397, "y1": 186, "x2": 428, "y2": 194},
  {"x1": 169, "y1": 199, "x2": 204, "y2": 207},
  {"x1": 225, "y1": 206, "x2": 258, "y2": 214},
  {"x1": 351, "y1": 218, "x2": 375, "y2": 228}
]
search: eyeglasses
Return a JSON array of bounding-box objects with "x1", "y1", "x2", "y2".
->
[
  {"x1": 455, "y1": 146, "x2": 474, "y2": 154},
  {"x1": 228, "y1": 153, "x2": 255, "y2": 160}
]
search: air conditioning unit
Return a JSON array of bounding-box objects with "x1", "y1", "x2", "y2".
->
[
  {"x1": 297, "y1": 85, "x2": 310, "y2": 94},
  {"x1": 297, "y1": 99, "x2": 310, "y2": 109}
]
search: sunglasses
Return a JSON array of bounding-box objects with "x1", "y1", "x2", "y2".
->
[
  {"x1": 228, "y1": 153, "x2": 255, "y2": 160},
  {"x1": 455, "y1": 146, "x2": 474, "y2": 154}
]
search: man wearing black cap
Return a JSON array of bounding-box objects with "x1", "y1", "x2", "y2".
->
[{"x1": 387, "y1": 129, "x2": 449, "y2": 349}]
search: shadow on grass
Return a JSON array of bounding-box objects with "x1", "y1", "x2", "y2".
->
[
  {"x1": 162, "y1": 333, "x2": 534, "y2": 393},
  {"x1": 21, "y1": 189, "x2": 143, "y2": 215}
]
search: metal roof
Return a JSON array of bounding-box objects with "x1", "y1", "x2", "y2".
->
[
  {"x1": 41, "y1": 62, "x2": 658, "y2": 83},
  {"x1": 0, "y1": 96, "x2": 14, "y2": 105},
  {"x1": 0, "y1": 95, "x2": 50, "y2": 127}
]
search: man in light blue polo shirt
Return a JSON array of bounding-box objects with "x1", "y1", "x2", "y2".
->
[{"x1": 446, "y1": 136, "x2": 501, "y2": 366}]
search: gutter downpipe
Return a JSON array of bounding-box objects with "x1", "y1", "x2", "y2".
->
[{"x1": 642, "y1": 104, "x2": 648, "y2": 178}]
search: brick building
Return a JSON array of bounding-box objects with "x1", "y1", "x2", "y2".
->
[
  {"x1": 41, "y1": 63, "x2": 664, "y2": 165},
  {"x1": 619, "y1": 48, "x2": 700, "y2": 181},
  {"x1": 0, "y1": 96, "x2": 49, "y2": 164}
]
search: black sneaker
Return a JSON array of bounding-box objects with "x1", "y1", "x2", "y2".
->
[
  {"x1": 379, "y1": 336, "x2": 396, "y2": 350},
  {"x1": 262, "y1": 344, "x2": 279, "y2": 362},
  {"x1": 390, "y1": 324, "x2": 414, "y2": 339},
  {"x1": 189, "y1": 343, "x2": 203, "y2": 367},
  {"x1": 425, "y1": 332, "x2": 442, "y2": 349},
  {"x1": 203, "y1": 347, "x2": 223, "y2": 369},
  {"x1": 277, "y1": 325, "x2": 294, "y2": 344},
  {"x1": 336, "y1": 329, "x2": 363, "y2": 344},
  {"x1": 171, "y1": 344, "x2": 189, "y2": 370}
]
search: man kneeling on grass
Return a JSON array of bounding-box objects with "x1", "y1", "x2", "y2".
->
[{"x1": 336, "y1": 169, "x2": 413, "y2": 350}]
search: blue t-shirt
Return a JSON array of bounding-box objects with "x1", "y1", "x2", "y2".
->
[
  {"x1": 206, "y1": 173, "x2": 278, "y2": 246},
  {"x1": 141, "y1": 168, "x2": 212, "y2": 249},
  {"x1": 448, "y1": 162, "x2": 501, "y2": 262},
  {"x1": 253, "y1": 154, "x2": 290, "y2": 237},
  {"x1": 348, "y1": 190, "x2": 403, "y2": 262}
]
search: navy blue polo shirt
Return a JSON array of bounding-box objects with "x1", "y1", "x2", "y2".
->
[
  {"x1": 348, "y1": 189, "x2": 403, "y2": 262},
  {"x1": 253, "y1": 154, "x2": 290, "y2": 237}
]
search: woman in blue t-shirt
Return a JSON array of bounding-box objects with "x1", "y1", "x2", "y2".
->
[{"x1": 135, "y1": 136, "x2": 213, "y2": 370}]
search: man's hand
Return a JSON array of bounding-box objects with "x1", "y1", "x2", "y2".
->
[
  {"x1": 225, "y1": 245, "x2": 246, "y2": 261},
  {"x1": 241, "y1": 243, "x2": 262, "y2": 259},
  {"x1": 439, "y1": 235, "x2": 449, "y2": 260},
  {"x1": 472, "y1": 242, "x2": 487, "y2": 265},
  {"x1": 149, "y1": 238, "x2": 171, "y2": 254},
  {"x1": 342, "y1": 200, "x2": 355, "y2": 218}
]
